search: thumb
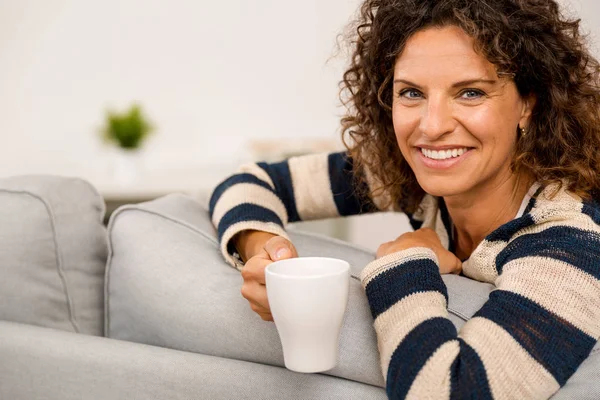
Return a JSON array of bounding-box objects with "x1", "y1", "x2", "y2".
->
[{"x1": 264, "y1": 236, "x2": 298, "y2": 261}]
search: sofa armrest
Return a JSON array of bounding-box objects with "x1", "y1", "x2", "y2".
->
[{"x1": 0, "y1": 321, "x2": 385, "y2": 400}]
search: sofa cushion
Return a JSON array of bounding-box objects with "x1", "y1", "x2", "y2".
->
[
  {"x1": 0, "y1": 175, "x2": 108, "y2": 336},
  {"x1": 106, "y1": 194, "x2": 498, "y2": 388},
  {"x1": 0, "y1": 320, "x2": 387, "y2": 400}
]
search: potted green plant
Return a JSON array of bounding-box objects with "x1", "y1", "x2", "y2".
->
[{"x1": 101, "y1": 104, "x2": 154, "y2": 183}]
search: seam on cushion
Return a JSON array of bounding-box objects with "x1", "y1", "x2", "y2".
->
[
  {"x1": 447, "y1": 308, "x2": 469, "y2": 321},
  {"x1": 0, "y1": 189, "x2": 79, "y2": 332},
  {"x1": 104, "y1": 205, "x2": 220, "y2": 335}
]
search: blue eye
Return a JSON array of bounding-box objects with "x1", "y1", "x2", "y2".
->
[
  {"x1": 399, "y1": 89, "x2": 423, "y2": 99},
  {"x1": 461, "y1": 89, "x2": 484, "y2": 99}
]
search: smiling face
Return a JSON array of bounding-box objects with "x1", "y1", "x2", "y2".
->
[{"x1": 392, "y1": 25, "x2": 534, "y2": 200}]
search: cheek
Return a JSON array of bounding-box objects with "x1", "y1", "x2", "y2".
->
[
  {"x1": 458, "y1": 106, "x2": 517, "y2": 148},
  {"x1": 392, "y1": 106, "x2": 419, "y2": 147}
]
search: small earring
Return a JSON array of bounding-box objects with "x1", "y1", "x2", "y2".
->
[{"x1": 519, "y1": 125, "x2": 527, "y2": 137}]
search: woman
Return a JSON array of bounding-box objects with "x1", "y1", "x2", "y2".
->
[{"x1": 209, "y1": 0, "x2": 600, "y2": 398}]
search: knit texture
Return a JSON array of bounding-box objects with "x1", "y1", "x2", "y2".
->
[{"x1": 209, "y1": 151, "x2": 600, "y2": 398}]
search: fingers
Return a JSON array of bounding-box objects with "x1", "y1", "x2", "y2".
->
[
  {"x1": 377, "y1": 228, "x2": 463, "y2": 275},
  {"x1": 241, "y1": 279, "x2": 273, "y2": 321},
  {"x1": 250, "y1": 299, "x2": 273, "y2": 321},
  {"x1": 452, "y1": 256, "x2": 463, "y2": 275},
  {"x1": 241, "y1": 280, "x2": 270, "y2": 309},
  {"x1": 240, "y1": 256, "x2": 269, "y2": 285},
  {"x1": 438, "y1": 250, "x2": 463, "y2": 275},
  {"x1": 240, "y1": 250, "x2": 278, "y2": 321},
  {"x1": 264, "y1": 236, "x2": 298, "y2": 261},
  {"x1": 239, "y1": 236, "x2": 297, "y2": 322},
  {"x1": 376, "y1": 242, "x2": 392, "y2": 259},
  {"x1": 255, "y1": 310, "x2": 274, "y2": 322}
]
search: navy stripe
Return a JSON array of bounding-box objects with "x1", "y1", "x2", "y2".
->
[
  {"x1": 582, "y1": 201, "x2": 600, "y2": 225},
  {"x1": 406, "y1": 213, "x2": 424, "y2": 231},
  {"x1": 327, "y1": 152, "x2": 376, "y2": 216},
  {"x1": 217, "y1": 203, "x2": 283, "y2": 242},
  {"x1": 475, "y1": 290, "x2": 596, "y2": 386},
  {"x1": 522, "y1": 186, "x2": 542, "y2": 215},
  {"x1": 485, "y1": 185, "x2": 540, "y2": 242},
  {"x1": 450, "y1": 339, "x2": 493, "y2": 400},
  {"x1": 387, "y1": 317, "x2": 456, "y2": 400},
  {"x1": 256, "y1": 161, "x2": 301, "y2": 223},
  {"x1": 485, "y1": 213, "x2": 535, "y2": 242},
  {"x1": 496, "y1": 226, "x2": 600, "y2": 278},
  {"x1": 364, "y1": 258, "x2": 447, "y2": 320},
  {"x1": 208, "y1": 173, "x2": 274, "y2": 218}
]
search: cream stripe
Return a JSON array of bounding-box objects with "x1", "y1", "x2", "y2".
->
[
  {"x1": 531, "y1": 183, "x2": 583, "y2": 219},
  {"x1": 237, "y1": 162, "x2": 275, "y2": 189},
  {"x1": 464, "y1": 239, "x2": 504, "y2": 283},
  {"x1": 211, "y1": 183, "x2": 288, "y2": 227},
  {"x1": 406, "y1": 340, "x2": 459, "y2": 400},
  {"x1": 528, "y1": 195, "x2": 583, "y2": 226},
  {"x1": 288, "y1": 153, "x2": 340, "y2": 220},
  {"x1": 373, "y1": 291, "x2": 448, "y2": 379},
  {"x1": 460, "y1": 317, "x2": 560, "y2": 400},
  {"x1": 220, "y1": 221, "x2": 289, "y2": 270},
  {"x1": 360, "y1": 247, "x2": 437, "y2": 286},
  {"x1": 498, "y1": 256, "x2": 600, "y2": 338}
]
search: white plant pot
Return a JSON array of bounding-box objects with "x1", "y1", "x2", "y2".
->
[{"x1": 113, "y1": 149, "x2": 141, "y2": 184}]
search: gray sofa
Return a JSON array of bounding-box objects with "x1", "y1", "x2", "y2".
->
[{"x1": 1, "y1": 175, "x2": 598, "y2": 399}]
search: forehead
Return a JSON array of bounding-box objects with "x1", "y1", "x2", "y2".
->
[{"x1": 394, "y1": 25, "x2": 497, "y2": 79}]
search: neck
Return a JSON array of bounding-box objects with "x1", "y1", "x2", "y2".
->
[{"x1": 444, "y1": 170, "x2": 533, "y2": 259}]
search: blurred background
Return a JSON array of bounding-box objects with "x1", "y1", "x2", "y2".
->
[{"x1": 1, "y1": 0, "x2": 598, "y2": 250}]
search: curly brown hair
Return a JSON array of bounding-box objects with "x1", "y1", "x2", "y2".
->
[{"x1": 340, "y1": 0, "x2": 600, "y2": 212}]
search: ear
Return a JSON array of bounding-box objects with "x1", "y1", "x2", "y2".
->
[{"x1": 519, "y1": 94, "x2": 536, "y2": 128}]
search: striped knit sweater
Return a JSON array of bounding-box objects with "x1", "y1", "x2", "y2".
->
[{"x1": 209, "y1": 151, "x2": 600, "y2": 399}]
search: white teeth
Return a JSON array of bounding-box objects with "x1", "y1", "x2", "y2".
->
[{"x1": 421, "y1": 147, "x2": 469, "y2": 160}]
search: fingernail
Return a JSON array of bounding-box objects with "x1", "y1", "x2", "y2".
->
[{"x1": 276, "y1": 248, "x2": 290, "y2": 259}]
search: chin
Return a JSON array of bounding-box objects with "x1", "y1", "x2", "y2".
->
[{"x1": 416, "y1": 178, "x2": 468, "y2": 198}]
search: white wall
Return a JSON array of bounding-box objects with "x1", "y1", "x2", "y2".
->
[{"x1": 0, "y1": 0, "x2": 359, "y2": 177}]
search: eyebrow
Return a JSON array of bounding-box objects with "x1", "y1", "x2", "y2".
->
[{"x1": 393, "y1": 78, "x2": 497, "y2": 88}]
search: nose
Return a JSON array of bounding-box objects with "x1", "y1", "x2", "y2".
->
[{"x1": 419, "y1": 95, "x2": 456, "y2": 139}]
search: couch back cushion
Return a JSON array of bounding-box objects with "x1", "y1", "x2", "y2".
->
[
  {"x1": 0, "y1": 175, "x2": 108, "y2": 336},
  {"x1": 105, "y1": 194, "x2": 497, "y2": 388}
]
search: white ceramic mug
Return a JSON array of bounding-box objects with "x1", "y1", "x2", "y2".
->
[{"x1": 265, "y1": 257, "x2": 350, "y2": 373}]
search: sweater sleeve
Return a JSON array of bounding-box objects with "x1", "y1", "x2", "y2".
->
[
  {"x1": 209, "y1": 151, "x2": 377, "y2": 268},
  {"x1": 360, "y1": 224, "x2": 600, "y2": 399}
]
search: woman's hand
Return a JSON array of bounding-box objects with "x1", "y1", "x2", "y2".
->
[
  {"x1": 377, "y1": 228, "x2": 462, "y2": 275},
  {"x1": 237, "y1": 233, "x2": 298, "y2": 321}
]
